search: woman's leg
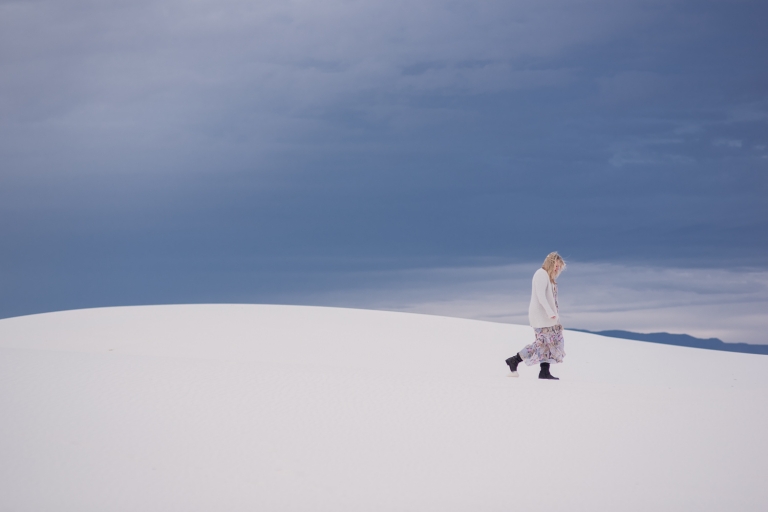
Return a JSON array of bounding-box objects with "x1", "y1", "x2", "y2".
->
[
  {"x1": 505, "y1": 353, "x2": 523, "y2": 375},
  {"x1": 539, "y1": 362, "x2": 559, "y2": 380}
]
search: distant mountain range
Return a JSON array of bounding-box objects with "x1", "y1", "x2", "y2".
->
[{"x1": 572, "y1": 329, "x2": 768, "y2": 356}]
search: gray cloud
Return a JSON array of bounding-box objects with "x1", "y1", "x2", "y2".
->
[
  {"x1": 292, "y1": 262, "x2": 768, "y2": 345},
  {"x1": 0, "y1": 0, "x2": 719, "y2": 176},
  {"x1": 1, "y1": 0, "x2": 767, "y2": 322}
]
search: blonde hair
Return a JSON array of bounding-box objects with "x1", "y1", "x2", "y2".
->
[{"x1": 542, "y1": 252, "x2": 566, "y2": 283}]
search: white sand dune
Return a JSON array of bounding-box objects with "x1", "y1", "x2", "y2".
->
[{"x1": 1, "y1": 304, "x2": 767, "y2": 511}]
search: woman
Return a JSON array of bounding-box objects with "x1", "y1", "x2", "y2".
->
[{"x1": 506, "y1": 252, "x2": 566, "y2": 380}]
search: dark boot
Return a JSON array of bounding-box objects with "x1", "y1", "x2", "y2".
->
[
  {"x1": 505, "y1": 353, "x2": 523, "y2": 375},
  {"x1": 539, "y1": 362, "x2": 559, "y2": 380}
]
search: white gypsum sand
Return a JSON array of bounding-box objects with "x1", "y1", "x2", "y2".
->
[{"x1": 1, "y1": 304, "x2": 767, "y2": 511}]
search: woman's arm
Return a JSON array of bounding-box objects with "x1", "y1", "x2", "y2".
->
[{"x1": 533, "y1": 270, "x2": 557, "y2": 319}]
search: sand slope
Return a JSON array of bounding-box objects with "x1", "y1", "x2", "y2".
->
[{"x1": 1, "y1": 305, "x2": 767, "y2": 511}]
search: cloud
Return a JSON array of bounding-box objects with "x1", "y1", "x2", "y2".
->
[
  {"x1": 597, "y1": 71, "x2": 669, "y2": 105},
  {"x1": 713, "y1": 138, "x2": 743, "y2": 148},
  {"x1": 1, "y1": 0, "x2": 767, "y2": 321},
  {"x1": 0, "y1": 0, "x2": 674, "y2": 179},
  {"x1": 291, "y1": 262, "x2": 768, "y2": 345}
]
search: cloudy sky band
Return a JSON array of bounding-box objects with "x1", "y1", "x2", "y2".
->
[{"x1": 1, "y1": 0, "x2": 766, "y2": 341}]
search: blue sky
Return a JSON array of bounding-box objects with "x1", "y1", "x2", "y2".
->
[{"x1": 1, "y1": 0, "x2": 767, "y2": 340}]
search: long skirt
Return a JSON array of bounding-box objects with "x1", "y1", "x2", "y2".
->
[{"x1": 520, "y1": 324, "x2": 566, "y2": 366}]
